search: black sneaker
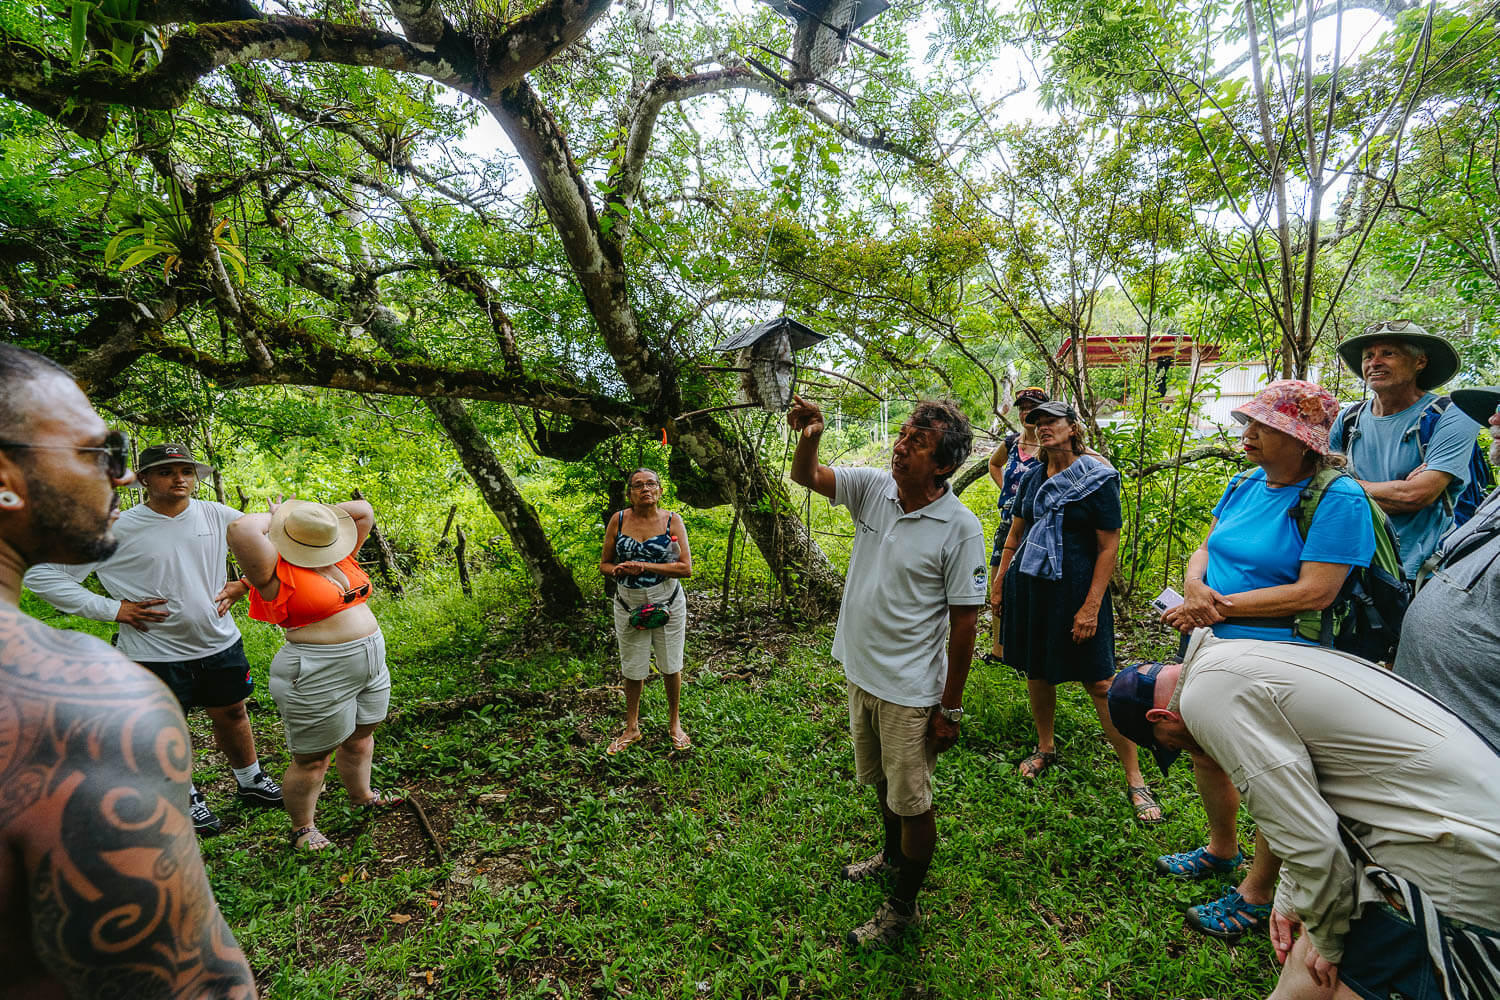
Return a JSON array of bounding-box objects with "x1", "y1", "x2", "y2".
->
[
  {"x1": 237, "y1": 770, "x2": 284, "y2": 807},
  {"x1": 189, "y1": 793, "x2": 222, "y2": 836}
]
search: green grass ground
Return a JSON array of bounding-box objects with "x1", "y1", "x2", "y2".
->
[{"x1": 28, "y1": 576, "x2": 1280, "y2": 999}]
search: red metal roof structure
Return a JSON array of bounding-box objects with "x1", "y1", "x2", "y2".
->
[{"x1": 1054, "y1": 334, "x2": 1220, "y2": 366}]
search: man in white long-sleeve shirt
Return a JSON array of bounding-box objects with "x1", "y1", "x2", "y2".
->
[
  {"x1": 25, "y1": 443, "x2": 281, "y2": 834},
  {"x1": 1109, "y1": 633, "x2": 1500, "y2": 1000}
]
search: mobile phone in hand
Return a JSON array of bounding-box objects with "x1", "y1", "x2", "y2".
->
[{"x1": 1152, "y1": 587, "x2": 1185, "y2": 614}]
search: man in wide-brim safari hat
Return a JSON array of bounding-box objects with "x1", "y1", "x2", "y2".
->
[
  {"x1": 1328, "y1": 319, "x2": 1481, "y2": 581},
  {"x1": 1334, "y1": 319, "x2": 1460, "y2": 393}
]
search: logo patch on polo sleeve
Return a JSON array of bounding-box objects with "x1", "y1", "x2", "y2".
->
[{"x1": 972, "y1": 565, "x2": 986, "y2": 591}]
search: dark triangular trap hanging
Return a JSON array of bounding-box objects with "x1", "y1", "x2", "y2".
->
[
  {"x1": 712, "y1": 316, "x2": 828, "y2": 412},
  {"x1": 756, "y1": 0, "x2": 889, "y2": 80}
]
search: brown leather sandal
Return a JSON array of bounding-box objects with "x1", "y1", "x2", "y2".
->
[
  {"x1": 292, "y1": 826, "x2": 332, "y2": 851},
  {"x1": 1018, "y1": 749, "x2": 1058, "y2": 779}
]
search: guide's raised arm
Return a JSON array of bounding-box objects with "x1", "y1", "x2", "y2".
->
[{"x1": 787, "y1": 394, "x2": 836, "y2": 500}]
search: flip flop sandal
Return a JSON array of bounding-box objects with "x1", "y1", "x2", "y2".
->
[
  {"x1": 1018, "y1": 750, "x2": 1058, "y2": 779},
  {"x1": 606, "y1": 732, "x2": 642, "y2": 756},
  {"x1": 978, "y1": 653, "x2": 1005, "y2": 665},
  {"x1": 291, "y1": 825, "x2": 332, "y2": 852},
  {"x1": 1154, "y1": 845, "x2": 1245, "y2": 879},
  {"x1": 670, "y1": 731, "x2": 692, "y2": 751},
  {"x1": 1185, "y1": 888, "x2": 1271, "y2": 943},
  {"x1": 1126, "y1": 785, "x2": 1166, "y2": 825},
  {"x1": 353, "y1": 789, "x2": 406, "y2": 810}
]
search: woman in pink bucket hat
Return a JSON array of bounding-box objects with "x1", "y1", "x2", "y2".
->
[
  {"x1": 1231, "y1": 379, "x2": 1341, "y2": 455},
  {"x1": 1151, "y1": 380, "x2": 1379, "y2": 944}
]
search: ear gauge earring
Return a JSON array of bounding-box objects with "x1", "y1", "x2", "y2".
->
[{"x1": 0, "y1": 490, "x2": 20, "y2": 508}]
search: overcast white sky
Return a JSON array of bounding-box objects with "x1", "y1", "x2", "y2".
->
[
  {"x1": 440, "y1": 0, "x2": 1404, "y2": 344},
  {"x1": 452, "y1": 0, "x2": 1401, "y2": 207}
]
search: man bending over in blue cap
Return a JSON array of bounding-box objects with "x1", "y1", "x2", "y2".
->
[{"x1": 1109, "y1": 633, "x2": 1500, "y2": 1000}]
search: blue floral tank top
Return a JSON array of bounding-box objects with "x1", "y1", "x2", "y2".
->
[
  {"x1": 614, "y1": 510, "x2": 677, "y2": 589},
  {"x1": 999, "y1": 439, "x2": 1039, "y2": 522}
]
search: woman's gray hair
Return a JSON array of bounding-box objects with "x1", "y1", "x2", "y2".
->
[{"x1": 625, "y1": 467, "x2": 661, "y2": 491}]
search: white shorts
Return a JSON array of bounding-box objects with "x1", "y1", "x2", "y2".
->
[
  {"x1": 611, "y1": 581, "x2": 687, "y2": 681},
  {"x1": 268, "y1": 630, "x2": 391, "y2": 755}
]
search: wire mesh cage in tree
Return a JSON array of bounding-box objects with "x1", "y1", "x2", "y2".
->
[
  {"x1": 758, "y1": 0, "x2": 889, "y2": 79},
  {"x1": 713, "y1": 317, "x2": 828, "y2": 412}
]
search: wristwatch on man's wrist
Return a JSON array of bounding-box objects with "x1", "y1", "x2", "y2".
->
[{"x1": 937, "y1": 705, "x2": 963, "y2": 723}]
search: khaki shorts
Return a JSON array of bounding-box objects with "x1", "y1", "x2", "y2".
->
[
  {"x1": 268, "y1": 630, "x2": 391, "y2": 756},
  {"x1": 847, "y1": 681, "x2": 938, "y2": 816},
  {"x1": 611, "y1": 581, "x2": 687, "y2": 681}
]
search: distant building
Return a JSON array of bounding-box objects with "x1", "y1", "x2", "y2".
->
[
  {"x1": 1195, "y1": 361, "x2": 1326, "y2": 429},
  {"x1": 1049, "y1": 336, "x2": 1324, "y2": 432}
]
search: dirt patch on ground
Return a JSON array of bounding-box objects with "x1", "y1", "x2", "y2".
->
[{"x1": 688, "y1": 593, "x2": 801, "y2": 681}]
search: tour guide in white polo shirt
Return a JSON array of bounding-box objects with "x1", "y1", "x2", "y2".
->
[{"x1": 788, "y1": 394, "x2": 987, "y2": 949}]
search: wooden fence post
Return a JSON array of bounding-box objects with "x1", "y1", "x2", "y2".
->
[
  {"x1": 436, "y1": 504, "x2": 458, "y2": 551},
  {"x1": 351, "y1": 488, "x2": 404, "y2": 596},
  {"x1": 454, "y1": 524, "x2": 473, "y2": 597}
]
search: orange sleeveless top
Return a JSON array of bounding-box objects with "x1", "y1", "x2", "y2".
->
[{"x1": 249, "y1": 554, "x2": 372, "y2": 629}]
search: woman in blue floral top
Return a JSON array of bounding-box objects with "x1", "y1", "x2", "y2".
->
[
  {"x1": 982, "y1": 387, "x2": 1046, "y2": 662},
  {"x1": 599, "y1": 467, "x2": 693, "y2": 755}
]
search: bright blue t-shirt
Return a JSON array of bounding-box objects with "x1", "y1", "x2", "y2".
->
[
  {"x1": 1203, "y1": 468, "x2": 1376, "y2": 642},
  {"x1": 1328, "y1": 393, "x2": 1479, "y2": 579}
]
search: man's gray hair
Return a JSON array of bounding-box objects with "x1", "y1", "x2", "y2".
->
[
  {"x1": 909, "y1": 399, "x2": 973, "y2": 488},
  {"x1": 1394, "y1": 341, "x2": 1428, "y2": 362}
]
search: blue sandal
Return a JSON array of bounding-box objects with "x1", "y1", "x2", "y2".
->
[
  {"x1": 1154, "y1": 845, "x2": 1244, "y2": 879},
  {"x1": 1185, "y1": 888, "x2": 1271, "y2": 943}
]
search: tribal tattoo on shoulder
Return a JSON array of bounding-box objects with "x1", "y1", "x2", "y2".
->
[{"x1": 0, "y1": 607, "x2": 254, "y2": 999}]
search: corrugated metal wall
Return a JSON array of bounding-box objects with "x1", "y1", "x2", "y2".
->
[{"x1": 1196, "y1": 363, "x2": 1325, "y2": 427}]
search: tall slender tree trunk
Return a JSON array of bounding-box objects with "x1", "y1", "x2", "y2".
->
[
  {"x1": 360, "y1": 305, "x2": 585, "y2": 614},
  {"x1": 490, "y1": 83, "x2": 844, "y2": 617},
  {"x1": 426, "y1": 396, "x2": 583, "y2": 611},
  {"x1": 1244, "y1": 0, "x2": 1303, "y2": 377}
]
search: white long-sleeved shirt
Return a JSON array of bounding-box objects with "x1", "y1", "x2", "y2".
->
[
  {"x1": 1176, "y1": 634, "x2": 1500, "y2": 964},
  {"x1": 24, "y1": 499, "x2": 244, "y2": 662}
]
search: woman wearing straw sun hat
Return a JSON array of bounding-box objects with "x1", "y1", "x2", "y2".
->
[
  {"x1": 1153, "y1": 379, "x2": 1377, "y2": 944},
  {"x1": 228, "y1": 497, "x2": 401, "y2": 852}
]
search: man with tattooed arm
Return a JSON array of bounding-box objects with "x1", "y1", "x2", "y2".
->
[{"x1": 0, "y1": 345, "x2": 254, "y2": 998}]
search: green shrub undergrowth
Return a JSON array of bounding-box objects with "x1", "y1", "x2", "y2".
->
[{"x1": 58, "y1": 566, "x2": 1284, "y2": 1000}]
